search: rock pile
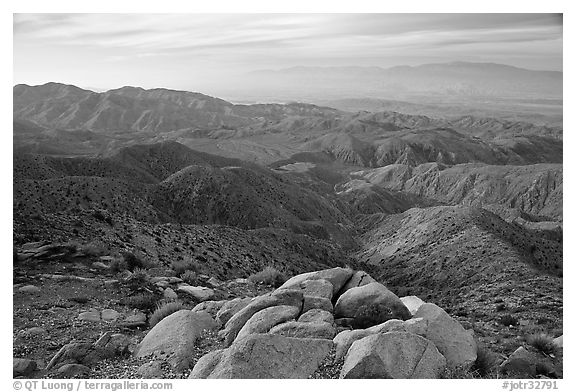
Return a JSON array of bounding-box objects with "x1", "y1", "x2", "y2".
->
[{"x1": 151, "y1": 267, "x2": 479, "y2": 378}]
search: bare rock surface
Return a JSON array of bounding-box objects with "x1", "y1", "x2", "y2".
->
[
  {"x1": 340, "y1": 332, "x2": 446, "y2": 379},
  {"x1": 192, "y1": 333, "x2": 333, "y2": 379},
  {"x1": 134, "y1": 310, "x2": 217, "y2": 371}
]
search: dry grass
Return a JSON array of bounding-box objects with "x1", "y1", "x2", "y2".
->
[
  {"x1": 248, "y1": 266, "x2": 286, "y2": 287},
  {"x1": 527, "y1": 333, "x2": 558, "y2": 355},
  {"x1": 149, "y1": 300, "x2": 186, "y2": 327}
]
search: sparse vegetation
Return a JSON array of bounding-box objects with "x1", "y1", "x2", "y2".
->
[
  {"x1": 149, "y1": 300, "x2": 186, "y2": 327},
  {"x1": 472, "y1": 345, "x2": 500, "y2": 377},
  {"x1": 171, "y1": 259, "x2": 200, "y2": 275},
  {"x1": 180, "y1": 270, "x2": 198, "y2": 285},
  {"x1": 122, "y1": 251, "x2": 148, "y2": 271},
  {"x1": 123, "y1": 293, "x2": 157, "y2": 312},
  {"x1": 499, "y1": 314, "x2": 519, "y2": 327},
  {"x1": 527, "y1": 333, "x2": 557, "y2": 355},
  {"x1": 248, "y1": 266, "x2": 286, "y2": 287}
]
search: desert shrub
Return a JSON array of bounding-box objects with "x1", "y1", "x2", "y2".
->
[
  {"x1": 149, "y1": 300, "x2": 186, "y2": 327},
  {"x1": 351, "y1": 303, "x2": 394, "y2": 329},
  {"x1": 527, "y1": 333, "x2": 557, "y2": 355},
  {"x1": 180, "y1": 270, "x2": 198, "y2": 285},
  {"x1": 81, "y1": 242, "x2": 106, "y2": 257},
  {"x1": 495, "y1": 303, "x2": 507, "y2": 312},
  {"x1": 124, "y1": 267, "x2": 150, "y2": 290},
  {"x1": 499, "y1": 314, "x2": 519, "y2": 327},
  {"x1": 122, "y1": 251, "x2": 147, "y2": 271},
  {"x1": 92, "y1": 209, "x2": 113, "y2": 225},
  {"x1": 171, "y1": 259, "x2": 200, "y2": 275},
  {"x1": 123, "y1": 293, "x2": 157, "y2": 312},
  {"x1": 248, "y1": 266, "x2": 286, "y2": 288},
  {"x1": 110, "y1": 257, "x2": 128, "y2": 273},
  {"x1": 472, "y1": 345, "x2": 499, "y2": 377}
]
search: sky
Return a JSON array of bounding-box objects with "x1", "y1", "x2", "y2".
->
[{"x1": 13, "y1": 13, "x2": 563, "y2": 92}]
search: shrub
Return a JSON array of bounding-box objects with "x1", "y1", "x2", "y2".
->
[
  {"x1": 149, "y1": 300, "x2": 186, "y2": 327},
  {"x1": 122, "y1": 251, "x2": 147, "y2": 271},
  {"x1": 527, "y1": 333, "x2": 557, "y2": 355},
  {"x1": 248, "y1": 266, "x2": 286, "y2": 288},
  {"x1": 472, "y1": 345, "x2": 499, "y2": 377},
  {"x1": 495, "y1": 303, "x2": 507, "y2": 312},
  {"x1": 110, "y1": 257, "x2": 128, "y2": 273},
  {"x1": 499, "y1": 314, "x2": 519, "y2": 327},
  {"x1": 124, "y1": 268, "x2": 150, "y2": 290},
  {"x1": 351, "y1": 303, "x2": 394, "y2": 329},
  {"x1": 124, "y1": 293, "x2": 157, "y2": 312},
  {"x1": 171, "y1": 259, "x2": 200, "y2": 275},
  {"x1": 180, "y1": 270, "x2": 198, "y2": 285}
]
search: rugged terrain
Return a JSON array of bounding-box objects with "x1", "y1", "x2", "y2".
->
[{"x1": 13, "y1": 82, "x2": 562, "y2": 379}]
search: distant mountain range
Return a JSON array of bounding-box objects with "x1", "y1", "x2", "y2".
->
[{"x1": 246, "y1": 62, "x2": 562, "y2": 99}]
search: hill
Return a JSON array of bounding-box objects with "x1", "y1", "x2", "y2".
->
[
  {"x1": 14, "y1": 141, "x2": 355, "y2": 245},
  {"x1": 349, "y1": 162, "x2": 562, "y2": 220}
]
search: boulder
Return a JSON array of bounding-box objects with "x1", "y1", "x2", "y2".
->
[
  {"x1": 162, "y1": 288, "x2": 178, "y2": 300},
  {"x1": 135, "y1": 310, "x2": 217, "y2": 371},
  {"x1": 13, "y1": 358, "x2": 37, "y2": 377},
  {"x1": 55, "y1": 364, "x2": 91, "y2": 378},
  {"x1": 78, "y1": 309, "x2": 101, "y2": 322},
  {"x1": 500, "y1": 346, "x2": 561, "y2": 378},
  {"x1": 339, "y1": 271, "x2": 376, "y2": 294},
  {"x1": 401, "y1": 296, "x2": 426, "y2": 316},
  {"x1": 333, "y1": 329, "x2": 373, "y2": 360},
  {"x1": 22, "y1": 327, "x2": 47, "y2": 336},
  {"x1": 18, "y1": 285, "x2": 41, "y2": 294},
  {"x1": 277, "y1": 267, "x2": 353, "y2": 296},
  {"x1": 189, "y1": 350, "x2": 225, "y2": 379},
  {"x1": 216, "y1": 297, "x2": 253, "y2": 325},
  {"x1": 220, "y1": 290, "x2": 303, "y2": 346},
  {"x1": 46, "y1": 332, "x2": 130, "y2": 370},
  {"x1": 298, "y1": 309, "x2": 334, "y2": 324},
  {"x1": 553, "y1": 335, "x2": 563, "y2": 349},
  {"x1": 193, "y1": 333, "x2": 333, "y2": 379},
  {"x1": 334, "y1": 282, "x2": 411, "y2": 321},
  {"x1": 269, "y1": 321, "x2": 336, "y2": 339},
  {"x1": 302, "y1": 296, "x2": 333, "y2": 314},
  {"x1": 177, "y1": 285, "x2": 215, "y2": 302},
  {"x1": 415, "y1": 303, "x2": 477, "y2": 369},
  {"x1": 299, "y1": 279, "x2": 334, "y2": 299},
  {"x1": 235, "y1": 305, "x2": 300, "y2": 342},
  {"x1": 192, "y1": 300, "x2": 228, "y2": 318},
  {"x1": 101, "y1": 309, "x2": 120, "y2": 322},
  {"x1": 341, "y1": 332, "x2": 446, "y2": 379}
]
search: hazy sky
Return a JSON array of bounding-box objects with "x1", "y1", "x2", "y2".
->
[{"x1": 13, "y1": 13, "x2": 562, "y2": 91}]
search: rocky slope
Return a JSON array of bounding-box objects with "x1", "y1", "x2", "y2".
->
[
  {"x1": 14, "y1": 141, "x2": 356, "y2": 245},
  {"x1": 349, "y1": 162, "x2": 562, "y2": 220}
]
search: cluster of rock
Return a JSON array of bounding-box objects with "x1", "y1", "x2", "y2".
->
[{"x1": 135, "y1": 267, "x2": 479, "y2": 378}]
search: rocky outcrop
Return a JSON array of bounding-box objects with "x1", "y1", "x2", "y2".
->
[
  {"x1": 235, "y1": 305, "x2": 300, "y2": 342},
  {"x1": 219, "y1": 289, "x2": 303, "y2": 346}
]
